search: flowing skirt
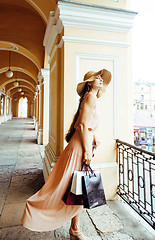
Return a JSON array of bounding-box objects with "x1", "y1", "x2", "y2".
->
[{"x1": 21, "y1": 130, "x2": 89, "y2": 232}]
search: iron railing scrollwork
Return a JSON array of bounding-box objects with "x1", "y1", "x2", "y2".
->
[{"x1": 116, "y1": 139, "x2": 155, "y2": 229}]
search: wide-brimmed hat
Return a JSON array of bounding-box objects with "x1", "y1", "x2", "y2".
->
[{"x1": 77, "y1": 69, "x2": 112, "y2": 98}]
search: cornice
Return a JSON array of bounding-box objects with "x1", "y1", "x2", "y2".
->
[
  {"x1": 44, "y1": 0, "x2": 137, "y2": 56},
  {"x1": 57, "y1": 0, "x2": 137, "y2": 33}
]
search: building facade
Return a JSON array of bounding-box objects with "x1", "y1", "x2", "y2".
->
[{"x1": 133, "y1": 81, "x2": 155, "y2": 151}]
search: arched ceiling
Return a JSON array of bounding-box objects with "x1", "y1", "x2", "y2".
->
[{"x1": 0, "y1": 0, "x2": 56, "y2": 100}]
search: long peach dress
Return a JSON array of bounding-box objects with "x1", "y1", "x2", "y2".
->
[{"x1": 21, "y1": 100, "x2": 99, "y2": 232}]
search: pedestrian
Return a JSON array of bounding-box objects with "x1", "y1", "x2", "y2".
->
[{"x1": 21, "y1": 69, "x2": 112, "y2": 240}]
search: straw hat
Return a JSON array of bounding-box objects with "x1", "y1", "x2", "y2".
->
[{"x1": 77, "y1": 69, "x2": 112, "y2": 98}]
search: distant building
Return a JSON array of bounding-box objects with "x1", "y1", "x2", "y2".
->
[
  {"x1": 133, "y1": 81, "x2": 155, "y2": 151},
  {"x1": 133, "y1": 81, "x2": 155, "y2": 118}
]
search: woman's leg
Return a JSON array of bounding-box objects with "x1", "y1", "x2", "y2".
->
[
  {"x1": 71, "y1": 213, "x2": 81, "y2": 230},
  {"x1": 70, "y1": 213, "x2": 89, "y2": 239}
]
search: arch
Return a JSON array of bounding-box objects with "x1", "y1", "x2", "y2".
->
[
  {"x1": 11, "y1": 87, "x2": 34, "y2": 97},
  {"x1": 0, "y1": 66, "x2": 38, "y2": 83},
  {"x1": 0, "y1": 41, "x2": 41, "y2": 69},
  {"x1": 0, "y1": 3, "x2": 45, "y2": 67},
  {"x1": 26, "y1": 0, "x2": 48, "y2": 24},
  {"x1": 2, "y1": 79, "x2": 36, "y2": 89},
  {"x1": 13, "y1": 92, "x2": 34, "y2": 101},
  {"x1": 0, "y1": 68, "x2": 37, "y2": 83},
  {"x1": 6, "y1": 85, "x2": 35, "y2": 95},
  {"x1": 18, "y1": 97, "x2": 28, "y2": 117},
  {"x1": 0, "y1": 72, "x2": 37, "y2": 89}
]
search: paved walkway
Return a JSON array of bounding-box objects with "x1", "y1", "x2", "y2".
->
[{"x1": 0, "y1": 118, "x2": 154, "y2": 240}]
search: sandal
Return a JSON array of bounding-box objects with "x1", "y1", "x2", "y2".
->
[{"x1": 69, "y1": 226, "x2": 90, "y2": 240}]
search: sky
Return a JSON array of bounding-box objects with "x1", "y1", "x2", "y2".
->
[{"x1": 132, "y1": 0, "x2": 155, "y2": 83}]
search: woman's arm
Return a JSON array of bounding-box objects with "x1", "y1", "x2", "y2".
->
[{"x1": 78, "y1": 93, "x2": 97, "y2": 165}]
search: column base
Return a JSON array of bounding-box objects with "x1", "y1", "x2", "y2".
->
[
  {"x1": 43, "y1": 144, "x2": 59, "y2": 181},
  {"x1": 37, "y1": 127, "x2": 43, "y2": 145}
]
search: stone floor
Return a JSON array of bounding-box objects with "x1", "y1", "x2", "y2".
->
[{"x1": 0, "y1": 118, "x2": 154, "y2": 240}]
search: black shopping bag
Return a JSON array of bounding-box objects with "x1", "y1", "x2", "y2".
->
[{"x1": 82, "y1": 171, "x2": 106, "y2": 209}]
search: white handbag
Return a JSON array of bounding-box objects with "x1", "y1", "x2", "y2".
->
[{"x1": 70, "y1": 170, "x2": 86, "y2": 195}]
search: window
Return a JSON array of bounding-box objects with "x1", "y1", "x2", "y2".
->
[
  {"x1": 141, "y1": 95, "x2": 144, "y2": 100},
  {"x1": 140, "y1": 103, "x2": 144, "y2": 109},
  {"x1": 137, "y1": 104, "x2": 139, "y2": 109},
  {"x1": 145, "y1": 105, "x2": 147, "y2": 109}
]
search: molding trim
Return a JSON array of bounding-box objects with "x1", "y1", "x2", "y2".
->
[
  {"x1": 48, "y1": 39, "x2": 64, "y2": 64},
  {"x1": 57, "y1": 0, "x2": 137, "y2": 33},
  {"x1": 50, "y1": 134, "x2": 56, "y2": 143},
  {"x1": 62, "y1": 36, "x2": 130, "y2": 48},
  {"x1": 51, "y1": 61, "x2": 56, "y2": 73},
  {"x1": 75, "y1": 53, "x2": 119, "y2": 139}
]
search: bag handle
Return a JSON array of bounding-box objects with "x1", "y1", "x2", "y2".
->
[{"x1": 82, "y1": 163, "x2": 96, "y2": 177}]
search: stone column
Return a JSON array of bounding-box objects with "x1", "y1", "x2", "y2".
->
[
  {"x1": 9, "y1": 97, "x2": 12, "y2": 119},
  {"x1": 37, "y1": 72, "x2": 44, "y2": 145},
  {"x1": 35, "y1": 91, "x2": 39, "y2": 132},
  {"x1": 41, "y1": 69, "x2": 50, "y2": 146},
  {"x1": 2, "y1": 95, "x2": 5, "y2": 116},
  {"x1": 33, "y1": 97, "x2": 36, "y2": 125},
  {"x1": 4, "y1": 95, "x2": 7, "y2": 121}
]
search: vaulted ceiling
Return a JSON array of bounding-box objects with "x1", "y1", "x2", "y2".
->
[{"x1": 0, "y1": 0, "x2": 56, "y2": 101}]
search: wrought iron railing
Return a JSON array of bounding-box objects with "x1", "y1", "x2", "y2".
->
[{"x1": 116, "y1": 139, "x2": 155, "y2": 229}]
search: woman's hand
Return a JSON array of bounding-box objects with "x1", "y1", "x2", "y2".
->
[
  {"x1": 93, "y1": 134, "x2": 100, "y2": 149},
  {"x1": 83, "y1": 149, "x2": 91, "y2": 165}
]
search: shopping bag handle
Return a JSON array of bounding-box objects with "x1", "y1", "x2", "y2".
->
[{"x1": 82, "y1": 163, "x2": 96, "y2": 177}]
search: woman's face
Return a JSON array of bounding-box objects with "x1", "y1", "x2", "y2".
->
[{"x1": 91, "y1": 75, "x2": 104, "y2": 90}]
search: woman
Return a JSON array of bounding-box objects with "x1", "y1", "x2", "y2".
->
[{"x1": 21, "y1": 69, "x2": 112, "y2": 240}]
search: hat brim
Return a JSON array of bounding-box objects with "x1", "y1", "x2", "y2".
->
[
  {"x1": 77, "y1": 69, "x2": 110, "y2": 98},
  {"x1": 77, "y1": 79, "x2": 104, "y2": 98}
]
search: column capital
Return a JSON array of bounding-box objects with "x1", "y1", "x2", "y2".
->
[
  {"x1": 38, "y1": 71, "x2": 43, "y2": 84},
  {"x1": 41, "y1": 68, "x2": 50, "y2": 79}
]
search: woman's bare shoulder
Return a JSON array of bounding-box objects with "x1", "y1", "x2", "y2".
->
[{"x1": 84, "y1": 92, "x2": 97, "y2": 108}]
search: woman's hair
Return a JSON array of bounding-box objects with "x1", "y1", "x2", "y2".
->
[{"x1": 65, "y1": 82, "x2": 91, "y2": 142}]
